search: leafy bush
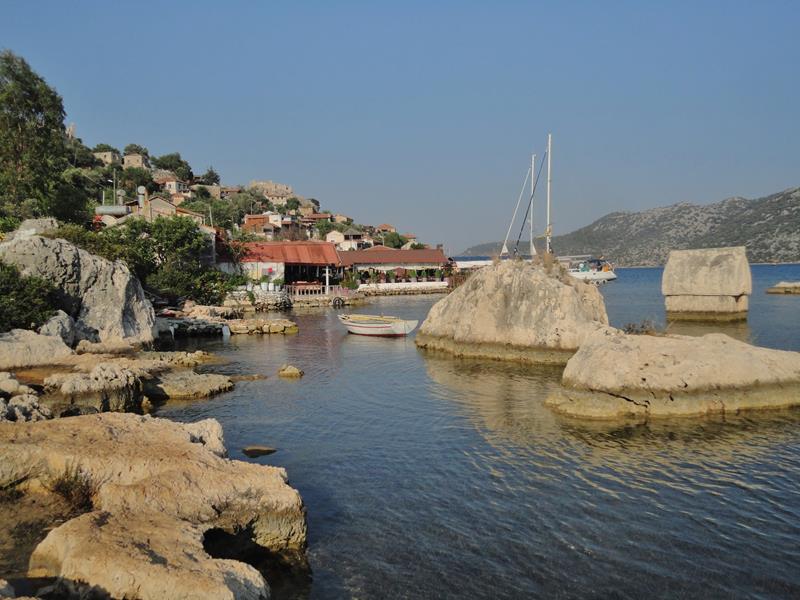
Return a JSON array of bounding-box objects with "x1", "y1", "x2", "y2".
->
[
  {"x1": 0, "y1": 261, "x2": 58, "y2": 332},
  {"x1": 623, "y1": 320, "x2": 665, "y2": 336}
]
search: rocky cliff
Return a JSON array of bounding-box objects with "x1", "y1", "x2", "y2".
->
[{"x1": 461, "y1": 187, "x2": 800, "y2": 266}]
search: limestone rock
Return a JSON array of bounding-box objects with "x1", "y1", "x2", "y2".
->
[
  {"x1": 416, "y1": 261, "x2": 610, "y2": 364},
  {"x1": 278, "y1": 365, "x2": 304, "y2": 378},
  {"x1": 0, "y1": 329, "x2": 72, "y2": 370},
  {"x1": 4, "y1": 217, "x2": 59, "y2": 241},
  {"x1": 662, "y1": 246, "x2": 752, "y2": 296},
  {"x1": 30, "y1": 511, "x2": 269, "y2": 600},
  {"x1": 1, "y1": 413, "x2": 306, "y2": 599},
  {"x1": 75, "y1": 339, "x2": 136, "y2": 355},
  {"x1": 38, "y1": 310, "x2": 76, "y2": 347},
  {"x1": 242, "y1": 445, "x2": 277, "y2": 458},
  {"x1": 766, "y1": 281, "x2": 800, "y2": 294},
  {"x1": 0, "y1": 235, "x2": 155, "y2": 343},
  {"x1": 143, "y1": 370, "x2": 234, "y2": 400},
  {"x1": 42, "y1": 362, "x2": 143, "y2": 415},
  {"x1": 1, "y1": 394, "x2": 52, "y2": 422},
  {"x1": 546, "y1": 329, "x2": 800, "y2": 419}
]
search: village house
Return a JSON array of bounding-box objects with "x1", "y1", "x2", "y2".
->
[
  {"x1": 123, "y1": 153, "x2": 150, "y2": 170},
  {"x1": 333, "y1": 214, "x2": 352, "y2": 224},
  {"x1": 220, "y1": 241, "x2": 342, "y2": 285},
  {"x1": 220, "y1": 186, "x2": 243, "y2": 199},
  {"x1": 375, "y1": 223, "x2": 396, "y2": 234},
  {"x1": 93, "y1": 150, "x2": 121, "y2": 166},
  {"x1": 242, "y1": 214, "x2": 278, "y2": 240},
  {"x1": 338, "y1": 247, "x2": 449, "y2": 276},
  {"x1": 326, "y1": 228, "x2": 369, "y2": 251}
]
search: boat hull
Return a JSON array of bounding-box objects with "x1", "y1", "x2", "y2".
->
[
  {"x1": 568, "y1": 270, "x2": 617, "y2": 283},
  {"x1": 338, "y1": 315, "x2": 419, "y2": 337}
]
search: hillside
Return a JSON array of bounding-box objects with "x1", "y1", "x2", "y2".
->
[{"x1": 460, "y1": 187, "x2": 800, "y2": 266}]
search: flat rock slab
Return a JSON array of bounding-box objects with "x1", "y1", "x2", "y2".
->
[
  {"x1": 143, "y1": 370, "x2": 234, "y2": 400},
  {"x1": 0, "y1": 329, "x2": 72, "y2": 371},
  {"x1": 1, "y1": 413, "x2": 307, "y2": 599},
  {"x1": 416, "y1": 261, "x2": 610, "y2": 364},
  {"x1": 766, "y1": 281, "x2": 800, "y2": 294},
  {"x1": 547, "y1": 330, "x2": 800, "y2": 419}
]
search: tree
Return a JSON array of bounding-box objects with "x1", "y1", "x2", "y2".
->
[
  {"x1": 92, "y1": 143, "x2": 118, "y2": 154},
  {"x1": 284, "y1": 197, "x2": 301, "y2": 212},
  {"x1": 151, "y1": 152, "x2": 193, "y2": 181},
  {"x1": 410, "y1": 242, "x2": 426, "y2": 249},
  {"x1": 382, "y1": 232, "x2": 408, "y2": 249},
  {"x1": 0, "y1": 261, "x2": 57, "y2": 332},
  {"x1": 67, "y1": 136, "x2": 100, "y2": 169},
  {"x1": 315, "y1": 219, "x2": 335, "y2": 239},
  {"x1": 180, "y1": 198, "x2": 235, "y2": 230},
  {"x1": 198, "y1": 166, "x2": 220, "y2": 185},
  {"x1": 120, "y1": 167, "x2": 157, "y2": 198},
  {"x1": 0, "y1": 50, "x2": 69, "y2": 218},
  {"x1": 123, "y1": 144, "x2": 148, "y2": 156}
]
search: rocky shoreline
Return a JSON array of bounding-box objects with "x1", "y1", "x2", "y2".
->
[{"x1": 0, "y1": 222, "x2": 309, "y2": 597}]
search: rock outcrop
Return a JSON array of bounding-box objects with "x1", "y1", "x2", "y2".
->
[
  {"x1": 38, "y1": 310, "x2": 77, "y2": 347},
  {"x1": 416, "y1": 261, "x2": 610, "y2": 364},
  {"x1": 0, "y1": 329, "x2": 72, "y2": 371},
  {"x1": 661, "y1": 246, "x2": 751, "y2": 321},
  {"x1": 142, "y1": 370, "x2": 233, "y2": 400},
  {"x1": 1, "y1": 413, "x2": 307, "y2": 599},
  {"x1": 278, "y1": 365, "x2": 304, "y2": 378},
  {"x1": 0, "y1": 235, "x2": 155, "y2": 343},
  {"x1": 0, "y1": 372, "x2": 51, "y2": 422},
  {"x1": 42, "y1": 363, "x2": 143, "y2": 415},
  {"x1": 546, "y1": 329, "x2": 800, "y2": 419},
  {"x1": 766, "y1": 281, "x2": 800, "y2": 294}
]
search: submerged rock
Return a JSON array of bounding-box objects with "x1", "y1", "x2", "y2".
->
[
  {"x1": 242, "y1": 445, "x2": 278, "y2": 458},
  {"x1": 546, "y1": 330, "x2": 800, "y2": 419},
  {"x1": 2, "y1": 413, "x2": 307, "y2": 599},
  {"x1": 416, "y1": 260, "x2": 610, "y2": 364},
  {"x1": 0, "y1": 235, "x2": 155, "y2": 344},
  {"x1": 0, "y1": 329, "x2": 72, "y2": 371},
  {"x1": 662, "y1": 246, "x2": 751, "y2": 321},
  {"x1": 278, "y1": 365, "x2": 304, "y2": 378}
]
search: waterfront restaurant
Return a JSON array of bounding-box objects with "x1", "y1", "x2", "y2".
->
[
  {"x1": 222, "y1": 240, "x2": 342, "y2": 284},
  {"x1": 338, "y1": 247, "x2": 450, "y2": 281}
]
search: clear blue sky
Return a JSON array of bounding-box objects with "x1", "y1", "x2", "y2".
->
[{"x1": 2, "y1": 1, "x2": 798, "y2": 253}]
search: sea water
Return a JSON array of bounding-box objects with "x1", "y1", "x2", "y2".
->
[{"x1": 158, "y1": 264, "x2": 800, "y2": 599}]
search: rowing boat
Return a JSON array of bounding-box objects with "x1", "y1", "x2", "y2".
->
[{"x1": 337, "y1": 314, "x2": 419, "y2": 337}]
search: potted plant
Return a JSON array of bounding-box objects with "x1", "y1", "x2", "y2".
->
[
  {"x1": 409, "y1": 269, "x2": 418, "y2": 282},
  {"x1": 260, "y1": 274, "x2": 271, "y2": 291},
  {"x1": 272, "y1": 277, "x2": 284, "y2": 292}
]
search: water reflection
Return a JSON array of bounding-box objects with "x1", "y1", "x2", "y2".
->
[{"x1": 665, "y1": 318, "x2": 752, "y2": 342}]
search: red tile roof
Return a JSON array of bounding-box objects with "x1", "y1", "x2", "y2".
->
[
  {"x1": 337, "y1": 248, "x2": 449, "y2": 266},
  {"x1": 240, "y1": 241, "x2": 341, "y2": 265}
]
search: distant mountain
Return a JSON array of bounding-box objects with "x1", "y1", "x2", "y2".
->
[{"x1": 460, "y1": 187, "x2": 800, "y2": 266}]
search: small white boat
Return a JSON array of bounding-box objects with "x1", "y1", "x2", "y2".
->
[
  {"x1": 561, "y1": 256, "x2": 618, "y2": 284},
  {"x1": 338, "y1": 314, "x2": 419, "y2": 337}
]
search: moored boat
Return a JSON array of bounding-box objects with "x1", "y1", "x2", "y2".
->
[
  {"x1": 560, "y1": 255, "x2": 617, "y2": 283},
  {"x1": 338, "y1": 314, "x2": 419, "y2": 337}
]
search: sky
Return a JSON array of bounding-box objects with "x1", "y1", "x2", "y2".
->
[{"x1": 2, "y1": 1, "x2": 798, "y2": 253}]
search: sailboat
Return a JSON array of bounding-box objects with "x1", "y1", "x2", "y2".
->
[{"x1": 500, "y1": 134, "x2": 617, "y2": 283}]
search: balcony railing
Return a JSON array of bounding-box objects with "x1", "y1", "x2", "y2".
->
[{"x1": 284, "y1": 284, "x2": 356, "y2": 298}]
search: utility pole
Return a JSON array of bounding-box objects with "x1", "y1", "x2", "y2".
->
[{"x1": 546, "y1": 133, "x2": 552, "y2": 254}]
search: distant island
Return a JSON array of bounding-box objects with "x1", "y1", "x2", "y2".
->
[{"x1": 460, "y1": 187, "x2": 800, "y2": 266}]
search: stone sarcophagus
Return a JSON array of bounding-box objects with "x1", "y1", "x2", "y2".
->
[{"x1": 661, "y1": 246, "x2": 751, "y2": 321}]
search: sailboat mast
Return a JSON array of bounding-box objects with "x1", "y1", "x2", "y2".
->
[
  {"x1": 546, "y1": 133, "x2": 552, "y2": 254},
  {"x1": 530, "y1": 153, "x2": 536, "y2": 258}
]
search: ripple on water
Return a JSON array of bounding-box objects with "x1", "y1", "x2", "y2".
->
[{"x1": 156, "y1": 270, "x2": 800, "y2": 599}]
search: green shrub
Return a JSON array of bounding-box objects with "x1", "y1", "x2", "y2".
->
[{"x1": 0, "y1": 261, "x2": 58, "y2": 332}]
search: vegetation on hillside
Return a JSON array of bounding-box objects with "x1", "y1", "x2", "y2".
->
[{"x1": 0, "y1": 262, "x2": 58, "y2": 332}]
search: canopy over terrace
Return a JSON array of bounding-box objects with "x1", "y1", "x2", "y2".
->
[
  {"x1": 236, "y1": 241, "x2": 342, "y2": 283},
  {"x1": 338, "y1": 247, "x2": 450, "y2": 273}
]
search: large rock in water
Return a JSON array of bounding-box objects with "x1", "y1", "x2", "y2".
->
[
  {"x1": 416, "y1": 261, "x2": 610, "y2": 364},
  {"x1": 662, "y1": 246, "x2": 751, "y2": 321},
  {"x1": 1, "y1": 413, "x2": 307, "y2": 599},
  {"x1": 0, "y1": 235, "x2": 155, "y2": 343},
  {"x1": 546, "y1": 329, "x2": 800, "y2": 419}
]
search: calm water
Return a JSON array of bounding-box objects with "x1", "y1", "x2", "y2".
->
[{"x1": 159, "y1": 264, "x2": 800, "y2": 599}]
